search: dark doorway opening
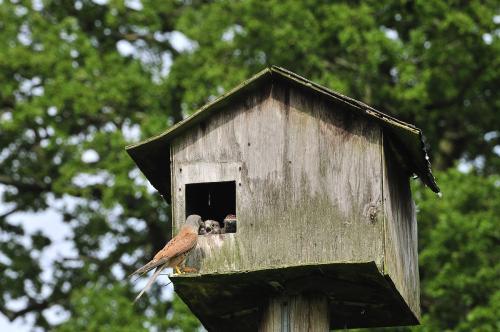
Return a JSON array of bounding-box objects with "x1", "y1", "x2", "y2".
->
[{"x1": 185, "y1": 181, "x2": 236, "y2": 233}]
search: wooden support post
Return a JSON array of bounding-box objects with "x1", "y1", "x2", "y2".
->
[{"x1": 259, "y1": 294, "x2": 329, "y2": 332}]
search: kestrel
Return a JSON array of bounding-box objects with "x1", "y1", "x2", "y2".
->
[
  {"x1": 130, "y1": 214, "x2": 202, "y2": 302},
  {"x1": 204, "y1": 220, "x2": 222, "y2": 234}
]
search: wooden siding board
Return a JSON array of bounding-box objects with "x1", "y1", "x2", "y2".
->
[
  {"x1": 258, "y1": 294, "x2": 329, "y2": 332},
  {"x1": 172, "y1": 83, "x2": 384, "y2": 273},
  {"x1": 383, "y1": 137, "x2": 421, "y2": 319}
]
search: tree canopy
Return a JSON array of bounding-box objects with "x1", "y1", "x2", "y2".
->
[{"x1": 0, "y1": 0, "x2": 498, "y2": 331}]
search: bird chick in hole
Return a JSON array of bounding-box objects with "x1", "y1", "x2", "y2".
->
[
  {"x1": 198, "y1": 220, "x2": 207, "y2": 235},
  {"x1": 204, "y1": 220, "x2": 222, "y2": 234}
]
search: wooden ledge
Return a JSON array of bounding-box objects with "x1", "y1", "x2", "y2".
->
[{"x1": 171, "y1": 262, "x2": 418, "y2": 331}]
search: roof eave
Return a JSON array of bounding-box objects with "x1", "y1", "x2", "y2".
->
[{"x1": 126, "y1": 66, "x2": 439, "y2": 199}]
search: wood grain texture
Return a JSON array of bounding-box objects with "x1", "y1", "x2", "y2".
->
[
  {"x1": 382, "y1": 137, "x2": 420, "y2": 319},
  {"x1": 171, "y1": 82, "x2": 384, "y2": 273},
  {"x1": 259, "y1": 294, "x2": 329, "y2": 332}
]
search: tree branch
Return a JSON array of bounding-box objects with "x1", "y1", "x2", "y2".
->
[
  {"x1": 0, "y1": 175, "x2": 49, "y2": 193},
  {"x1": 118, "y1": 33, "x2": 180, "y2": 57},
  {"x1": 0, "y1": 206, "x2": 19, "y2": 219},
  {"x1": 0, "y1": 175, "x2": 105, "y2": 201}
]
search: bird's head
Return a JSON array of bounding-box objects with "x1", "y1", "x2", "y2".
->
[
  {"x1": 184, "y1": 214, "x2": 203, "y2": 233},
  {"x1": 204, "y1": 220, "x2": 221, "y2": 234}
]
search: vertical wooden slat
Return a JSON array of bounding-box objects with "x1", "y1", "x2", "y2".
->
[
  {"x1": 383, "y1": 138, "x2": 420, "y2": 319},
  {"x1": 259, "y1": 294, "x2": 329, "y2": 332}
]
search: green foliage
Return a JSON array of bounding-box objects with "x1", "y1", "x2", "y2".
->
[
  {"x1": 355, "y1": 170, "x2": 500, "y2": 332},
  {"x1": 167, "y1": 293, "x2": 202, "y2": 332},
  {"x1": 0, "y1": 0, "x2": 498, "y2": 331},
  {"x1": 55, "y1": 283, "x2": 199, "y2": 332},
  {"x1": 56, "y1": 284, "x2": 148, "y2": 332},
  {"x1": 0, "y1": 0, "x2": 199, "y2": 329},
  {"x1": 414, "y1": 170, "x2": 500, "y2": 331}
]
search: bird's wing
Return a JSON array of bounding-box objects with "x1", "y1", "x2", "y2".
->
[
  {"x1": 128, "y1": 256, "x2": 170, "y2": 278},
  {"x1": 129, "y1": 227, "x2": 197, "y2": 278},
  {"x1": 161, "y1": 227, "x2": 198, "y2": 259},
  {"x1": 133, "y1": 263, "x2": 168, "y2": 303}
]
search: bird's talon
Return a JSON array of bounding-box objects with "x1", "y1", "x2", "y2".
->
[{"x1": 182, "y1": 267, "x2": 198, "y2": 273}]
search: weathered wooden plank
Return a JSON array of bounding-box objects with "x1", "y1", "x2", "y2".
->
[
  {"x1": 259, "y1": 294, "x2": 329, "y2": 332},
  {"x1": 382, "y1": 137, "x2": 420, "y2": 319},
  {"x1": 172, "y1": 82, "x2": 384, "y2": 273}
]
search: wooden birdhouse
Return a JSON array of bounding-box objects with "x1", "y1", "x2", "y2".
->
[{"x1": 126, "y1": 66, "x2": 439, "y2": 331}]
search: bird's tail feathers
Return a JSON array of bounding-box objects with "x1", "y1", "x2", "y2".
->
[{"x1": 133, "y1": 263, "x2": 168, "y2": 303}]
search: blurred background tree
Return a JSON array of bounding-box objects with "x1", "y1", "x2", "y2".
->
[{"x1": 0, "y1": 0, "x2": 498, "y2": 331}]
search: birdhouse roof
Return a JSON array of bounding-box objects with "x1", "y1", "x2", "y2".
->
[{"x1": 126, "y1": 66, "x2": 439, "y2": 201}]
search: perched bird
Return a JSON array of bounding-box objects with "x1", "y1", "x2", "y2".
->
[
  {"x1": 204, "y1": 220, "x2": 222, "y2": 234},
  {"x1": 129, "y1": 214, "x2": 202, "y2": 302}
]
